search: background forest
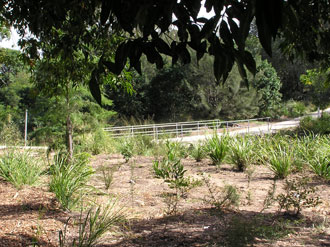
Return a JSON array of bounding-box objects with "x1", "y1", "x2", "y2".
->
[{"x1": 0, "y1": 31, "x2": 328, "y2": 150}]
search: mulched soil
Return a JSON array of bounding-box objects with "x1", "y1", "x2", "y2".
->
[{"x1": 0, "y1": 153, "x2": 329, "y2": 247}]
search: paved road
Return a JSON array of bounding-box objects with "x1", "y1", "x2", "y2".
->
[{"x1": 170, "y1": 108, "x2": 330, "y2": 143}]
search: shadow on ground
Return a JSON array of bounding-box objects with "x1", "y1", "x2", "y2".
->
[{"x1": 99, "y1": 207, "x2": 329, "y2": 247}]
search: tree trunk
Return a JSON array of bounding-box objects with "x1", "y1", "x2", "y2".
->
[
  {"x1": 65, "y1": 83, "x2": 73, "y2": 161},
  {"x1": 66, "y1": 114, "x2": 73, "y2": 161}
]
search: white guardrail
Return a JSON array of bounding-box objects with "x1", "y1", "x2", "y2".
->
[{"x1": 103, "y1": 117, "x2": 271, "y2": 139}]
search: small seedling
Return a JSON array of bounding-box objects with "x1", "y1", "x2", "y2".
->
[
  {"x1": 119, "y1": 140, "x2": 133, "y2": 162},
  {"x1": 261, "y1": 179, "x2": 277, "y2": 212},
  {"x1": 129, "y1": 160, "x2": 136, "y2": 206},
  {"x1": 153, "y1": 143, "x2": 200, "y2": 214},
  {"x1": 98, "y1": 165, "x2": 115, "y2": 190}
]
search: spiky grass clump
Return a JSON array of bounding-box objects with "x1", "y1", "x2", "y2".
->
[
  {"x1": 206, "y1": 134, "x2": 230, "y2": 167},
  {"x1": 0, "y1": 150, "x2": 44, "y2": 189},
  {"x1": 229, "y1": 136, "x2": 255, "y2": 171},
  {"x1": 49, "y1": 153, "x2": 94, "y2": 210}
]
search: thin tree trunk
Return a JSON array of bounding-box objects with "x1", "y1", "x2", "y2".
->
[
  {"x1": 65, "y1": 82, "x2": 73, "y2": 161},
  {"x1": 66, "y1": 114, "x2": 73, "y2": 161}
]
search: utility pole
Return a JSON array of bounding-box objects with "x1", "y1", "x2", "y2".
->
[{"x1": 24, "y1": 109, "x2": 28, "y2": 146}]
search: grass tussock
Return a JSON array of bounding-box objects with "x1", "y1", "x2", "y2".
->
[{"x1": 0, "y1": 150, "x2": 44, "y2": 189}]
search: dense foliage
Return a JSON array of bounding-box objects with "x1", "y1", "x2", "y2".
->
[
  {"x1": 0, "y1": 48, "x2": 115, "y2": 149},
  {"x1": 1, "y1": 1, "x2": 329, "y2": 103},
  {"x1": 107, "y1": 45, "x2": 281, "y2": 121}
]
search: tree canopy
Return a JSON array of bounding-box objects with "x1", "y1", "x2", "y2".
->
[{"x1": 1, "y1": 0, "x2": 329, "y2": 102}]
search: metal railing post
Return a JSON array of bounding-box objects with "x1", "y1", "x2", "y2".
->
[
  {"x1": 197, "y1": 122, "x2": 200, "y2": 135},
  {"x1": 248, "y1": 120, "x2": 250, "y2": 133},
  {"x1": 267, "y1": 117, "x2": 270, "y2": 133},
  {"x1": 153, "y1": 125, "x2": 156, "y2": 140},
  {"x1": 176, "y1": 123, "x2": 178, "y2": 137}
]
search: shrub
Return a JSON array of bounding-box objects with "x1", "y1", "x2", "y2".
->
[
  {"x1": 132, "y1": 135, "x2": 155, "y2": 156},
  {"x1": 0, "y1": 150, "x2": 44, "y2": 189},
  {"x1": 203, "y1": 174, "x2": 240, "y2": 211},
  {"x1": 205, "y1": 134, "x2": 230, "y2": 167},
  {"x1": 229, "y1": 136, "x2": 254, "y2": 171},
  {"x1": 300, "y1": 113, "x2": 330, "y2": 134},
  {"x1": 118, "y1": 139, "x2": 133, "y2": 162},
  {"x1": 49, "y1": 152, "x2": 94, "y2": 210},
  {"x1": 282, "y1": 100, "x2": 307, "y2": 118},
  {"x1": 153, "y1": 143, "x2": 200, "y2": 214},
  {"x1": 153, "y1": 158, "x2": 189, "y2": 191},
  {"x1": 277, "y1": 177, "x2": 321, "y2": 216},
  {"x1": 0, "y1": 122, "x2": 23, "y2": 145},
  {"x1": 90, "y1": 128, "x2": 112, "y2": 155},
  {"x1": 164, "y1": 140, "x2": 188, "y2": 159}
]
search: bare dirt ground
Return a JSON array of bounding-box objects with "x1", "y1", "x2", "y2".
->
[{"x1": 1, "y1": 154, "x2": 329, "y2": 247}]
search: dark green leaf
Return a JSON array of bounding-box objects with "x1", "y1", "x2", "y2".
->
[
  {"x1": 89, "y1": 70, "x2": 102, "y2": 105},
  {"x1": 102, "y1": 61, "x2": 117, "y2": 74},
  {"x1": 236, "y1": 60, "x2": 249, "y2": 89},
  {"x1": 100, "y1": 0, "x2": 112, "y2": 25},
  {"x1": 196, "y1": 17, "x2": 208, "y2": 23},
  {"x1": 220, "y1": 22, "x2": 234, "y2": 48},
  {"x1": 200, "y1": 15, "x2": 220, "y2": 39},
  {"x1": 228, "y1": 18, "x2": 244, "y2": 50},
  {"x1": 131, "y1": 59, "x2": 142, "y2": 75},
  {"x1": 256, "y1": 2, "x2": 273, "y2": 56},
  {"x1": 143, "y1": 43, "x2": 164, "y2": 69},
  {"x1": 182, "y1": 0, "x2": 201, "y2": 20},
  {"x1": 243, "y1": 51, "x2": 256, "y2": 75},
  {"x1": 115, "y1": 42, "x2": 130, "y2": 74},
  {"x1": 179, "y1": 46, "x2": 191, "y2": 65},
  {"x1": 154, "y1": 38, "x2": 172, "y2": 56}
]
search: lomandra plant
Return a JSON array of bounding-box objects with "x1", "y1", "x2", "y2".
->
[
  {"x1": 98, "y1": 165, "x2": 115, "y2": 190},
  {"x1": 229, "y1": 136, "x2": 254, "y2": 172},
  {"x1": 0, "y1": 150, "x2": 44, "y2": 189},
  {"x1": 266, "y1": 144, "x2": 293, "y2": 179},
  {"x1": 309, "y1": 153, "x2": 330, "y2": 180},
  {"x1": 206, "y1": 134, "x2": 230, "y2": 167},
  {"x1": 59, "y1": 200, "x2": 125, "y2": 247},
  {"x1": 49, "y1": 153, "x2": 94, "y2": 210},
  {"x1": 188, "y1": 142, "x2": 207, "y2": 162}
]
